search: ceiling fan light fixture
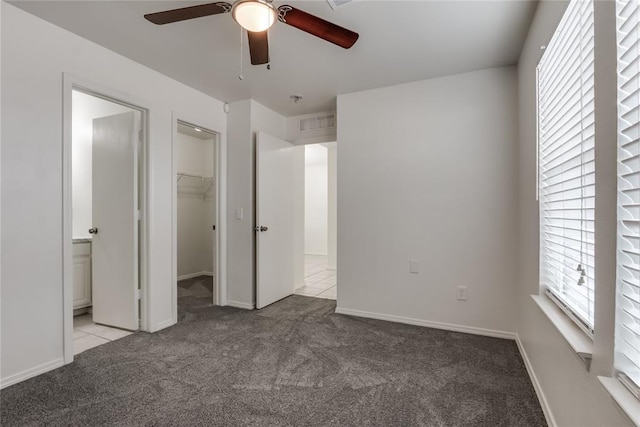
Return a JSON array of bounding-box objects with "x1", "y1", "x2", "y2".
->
[{"x1": 232, "y1": 0, "x2": 276, "y2": 32}]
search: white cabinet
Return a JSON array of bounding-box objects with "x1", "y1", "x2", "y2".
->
[{"x1": 72, "y1": 241, "x2": 92, "y2": 309}]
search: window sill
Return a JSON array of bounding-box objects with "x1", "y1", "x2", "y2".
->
[
  {"x1": 598, "y1": 377, "x2": 640, "y2": 426},
  {"x1": 531, "y1": 294, "x2": 593, "y2": 370}
]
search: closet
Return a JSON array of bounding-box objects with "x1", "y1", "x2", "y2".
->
[{"x1": 176, "y1": 122, "x2": 216, "y2": 285}]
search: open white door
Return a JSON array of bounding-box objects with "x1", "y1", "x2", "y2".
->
[
  {"x1": 256, "y1": 132, "x2": 296, "y2": 309},
  {"x1": 91, "y1": 111, "x2": 139, "y2": 330}
]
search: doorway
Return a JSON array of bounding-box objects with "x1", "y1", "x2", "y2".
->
[
  {"x1": 175, "y1": 121, "x2": 218, "y2": 320},
  {"x1": 294, "y1": 142, "x2": 337, "y2": 300},
  {"x1": 68, "y1": 89, "x2": 145, "y2": 355},
  {"x1": 254, "y1": 136, "x2": 337, "y2": 308}
]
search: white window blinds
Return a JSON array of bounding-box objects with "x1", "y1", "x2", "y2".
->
[
  {"x1": 615, "y1": 0, "x2": 640, "y2": 391},
  {"x1": 538, "y1": 0, "x2": 595, "y2": 332}
]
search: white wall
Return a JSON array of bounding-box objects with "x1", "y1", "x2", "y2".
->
[
  {"x1": 176, "y1": 132, "x2": 215, "y2": 278},
  {"x1": 304, "y1": 145, "x2": 328, "y2": 255},
  {"x1": 176, "y1": 132, "x2": 214, "y2": 177},
  {"x1": 293, "y1": 147, "x2": 305, "y2": 288},
  {"x1": 336, "y1": 67, "x2": 518, "y2": 336},
  {"x1": 177, "y1": 196, "x2": 208, "y2": 277},
  {"x1": 516, "y1": 1, "x2": 631, "y2": 426},
  {"x1": 1, "y1": 3, "x2": 227, "y2": 387},
  {"x1": 225, "y1": 99, "x2": 252, "y2": 307},
  {"x1": 72, "y1": 91, "x2": 131, "y2": 239},
  {"x1": 0, "y1": 0, "x2": 3, "y2": 389},
  {"x1": 327, "y1": 143, "x2": 337, "y2": 270},
  {"x1": 203, "y1": 173, "x2": 215, "y2": 274},
  {"x1": 225, "y1": 100, "x2": 294, "y2": 307}
]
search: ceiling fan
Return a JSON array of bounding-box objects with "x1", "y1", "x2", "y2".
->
[{"x1": 144, "y1": 0, "x2": 359, "y2": 66}]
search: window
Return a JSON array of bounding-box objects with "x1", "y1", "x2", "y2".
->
[
  {"x1": 615, "y1": 0, "x2": 640, "y2": 394},
  {"x1": 537, "y1": 0, "x2": 595, "y2": 334}
]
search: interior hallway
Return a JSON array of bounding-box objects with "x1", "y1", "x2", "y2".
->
[{"x1": 294, "y1": 255, "x2": 336, "y2": 300}]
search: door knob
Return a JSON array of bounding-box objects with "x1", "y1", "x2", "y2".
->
[
  {"x1": 254, "y1": 226, "x2": 268, "y2": 232},
  {"x1": 88, "y1": 227, "x2": 98, "y2": 235}
]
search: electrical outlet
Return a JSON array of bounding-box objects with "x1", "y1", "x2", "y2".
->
[
  {"x1": 409, "y1": 260, "x2": 420, "y2": 274},
  {"x1": 235, "y1": 208, "x2": 243, "y2": 220},
  {"x1": 457, "y1": 286, "x2": 467, "y2": 301}
]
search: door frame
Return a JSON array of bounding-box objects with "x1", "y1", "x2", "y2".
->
[
  {"x1": 171, "y1": 115, "x2": 226, "y2": 322},
  {"x1": 62, "y1": 73, "x2": 150, "y2": 364}
]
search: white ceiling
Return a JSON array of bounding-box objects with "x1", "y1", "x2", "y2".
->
[{"x1": 9, "y1": 0, "x2": 537, "y2": 116}]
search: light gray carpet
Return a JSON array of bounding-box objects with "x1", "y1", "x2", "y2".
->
[{"x1": 1, "y1": 292, "x2": 545, "y2": 426}]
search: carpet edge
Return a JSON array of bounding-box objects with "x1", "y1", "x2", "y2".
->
[
  {"x1": 226, "y1": 300, "x2": 255, "y2": 310},
  {"x1": 334, "y1": 306, "x2": 516, "y2": 340},
  {"x1": 0, "y1": 358, "x2": 64, "y2": 390},
  {"x1": 177, "y1": 271, "x2": 214, "y2": 281}
]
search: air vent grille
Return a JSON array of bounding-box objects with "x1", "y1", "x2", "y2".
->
[{"x1": 299, "y1": 114, "x2": 336, "y2": 132}]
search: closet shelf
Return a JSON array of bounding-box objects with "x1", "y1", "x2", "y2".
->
[
  {"x1": 177, "y1": 172, "x2": 213, "y2": 182},
  {"x1": 177, "y1": 172, "x2": 214, "y2": 199}
]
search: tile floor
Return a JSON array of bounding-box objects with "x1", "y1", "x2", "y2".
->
[
  {"x1": 73, "y1": 313, "x2": 133, "y2": 355},
  {"x1": 294, "y1": 254, "x2": 337, "y2": 300}
]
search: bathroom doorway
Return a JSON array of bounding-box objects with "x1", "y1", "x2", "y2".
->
[
  {"x1": 67, "y1": 89, "x2": 146, "y2": 355},
  {"x1": 175, "y1": 121, "x2": 219, "y2": 320}
]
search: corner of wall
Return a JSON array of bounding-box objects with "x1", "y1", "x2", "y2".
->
[{"x1": 515, "y1": 334, "x2": 558, "y2": 427}]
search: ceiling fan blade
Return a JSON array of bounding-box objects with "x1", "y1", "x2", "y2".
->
[
  {"x1": 248, "y1": 31, "x2": 270, "y2": 65},
  {"x1": 144, "y1": 2, "x2": 232, "y2": 25},
  {"x1": 277, "y1": 5, "x2": 359, "y2": 49}
]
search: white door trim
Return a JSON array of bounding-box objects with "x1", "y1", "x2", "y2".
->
[
  {"x1": 171, "y1": 113, "x2": 227, "y2": 325},
  {"x1": 62, "y1": 73, "x2": 150, "y2": 364}
]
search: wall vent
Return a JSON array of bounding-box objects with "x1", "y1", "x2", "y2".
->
[
  {"x1": 299, "y1": 114, "x2": 336, "y2": 132},
  {"x1": 326, "y1": 0, "x2": 352, "y2": 9}
]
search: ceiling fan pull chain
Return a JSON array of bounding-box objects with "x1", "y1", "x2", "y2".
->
[{"x1": 239, "y1": 27, "x2": 243, "y2": 80}]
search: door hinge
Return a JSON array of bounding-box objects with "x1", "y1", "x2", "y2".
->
[
  {"x1": 137, "y1": 210, "x2": 142, "y2": 221},
  {"x1": 138, "y1": 130, "x2": 143, "y2": 142},
  {"x1": 135, "y1": 288, "x2": 142, "y2": 300},
  {"x1": 212, "y1": 225, "x2": 216, "y2": 231}
]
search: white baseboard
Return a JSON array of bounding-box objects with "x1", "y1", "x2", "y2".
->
[
  {"x1": 0, "y1": 358, "x2": 65, "y2": 389},
  {"x1": 177, "y1": 271, "x2": 213, "y2": 281},
  {"x1": 153, "y1": 319, "x2": 176, "y2": 332},
  {"x1": 226, "y1": 300, "x2": 254, "y2": 310},
  {"x1": 73, "y1": 307, "x2": 91, "y2": 316},
  {"x1": 515, "y1": 334, "x2": 557, "y2": 427},
  {"x1": 304, "y1": 252, "x2": 328, "y2": 256},
  {"x1": 334, "y1": 307, "x2": 516, "y2": 340}
]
